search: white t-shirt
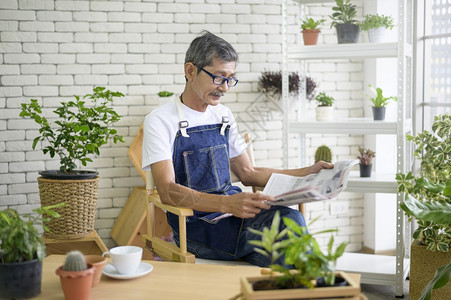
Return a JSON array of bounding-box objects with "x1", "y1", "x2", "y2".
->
[{"x1": 142, "y1": 100, "x2": 247, "y2": 170}]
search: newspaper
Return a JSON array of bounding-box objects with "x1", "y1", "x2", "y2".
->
[{"x1": 263, "y1": 160, "x2": 359, "y2": 206}]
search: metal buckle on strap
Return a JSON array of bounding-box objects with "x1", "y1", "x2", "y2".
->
[
  {"x1": 222, "y1": 116, "x2": 229, "y2": 124},
  {"x1": 179, "y1": 120, "x2": 189, "y2": 128}
]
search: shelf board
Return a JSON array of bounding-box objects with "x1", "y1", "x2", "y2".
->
[
  {"x1": 337, "y1": 253, "x2": 409, "y2": 286},
  {"x1": 345, "y1": 172, "x2": 398, "y2": 193},
  {"x1": 288, "y1": 118, "x2": 398, "y2": 134},
  {"x1": 288, "y1": 43, "x2": 398, "y2": 60}
]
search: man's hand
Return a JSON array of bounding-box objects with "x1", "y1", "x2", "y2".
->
[
  {"x1": 308, "y1": 161, "x2": 334, "y2": 174},
  {"x1": 226, "y1": 192, "x2": 274, "y2": 219}
]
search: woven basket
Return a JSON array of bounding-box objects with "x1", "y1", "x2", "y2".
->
[{"x1": 38, "y1": 176, "x2": 99, "y2": 239}]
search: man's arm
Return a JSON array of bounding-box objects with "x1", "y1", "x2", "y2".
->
[
  {"x1": 150, "y1": 159, "x2": 274, "y2": 219},
  {"x1": 230, "y1": 151, "x2": 334, "y2": 188}
]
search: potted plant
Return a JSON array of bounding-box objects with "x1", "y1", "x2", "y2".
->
[
  {"x1": 314, "y1": 92, "x2": 334, "y2": 121},
  {"x1": 359, "y1": 14, "x2": 394, "y2": 43},
  {"x1": 240, "y1": 212, "x2": 358, "y2": 299},
  {"x1": 315, "y1": 145, "x2": 332, "y2": 163},
  {"x1": 357, "y1": 146, "x2": 375, "y2": 177},
  {"x1": 366, "y1": 84, "x2": 397, "y2": 121},
  {"x1": 330, "y1": 0, "x2": 360, "y2": 44},
  {"x1": 0, "y1": 204, "x2": 63, "y2": 299},
  {"x1": 257, "y1": 70, "x2": 301, "y2": 99},
  {"x1": 396, "y1": 113, "x2": 451, "y2": 300},
  {"x1": 300, "y1": 17, "x2": 325, "y2": 45},
  {"x1": 56, "y1": 250, "x2": 95, "y2": 300},
  {"x1": 19, "y1": 87, "x2": 125, "y2": 239},
  {"x1": 157, "y1": 90, "x2": 175, "y2": 106}
]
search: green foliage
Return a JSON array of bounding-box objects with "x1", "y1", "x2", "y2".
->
[
  {"x1": 300, "y1": 17, "x2": 325, "y2": 30},
  {"x1": 359, "y1": 14, "x2": 394, "y2": 31},
  {"x1": 315, "y1": 145, "x2": 332, "y2": 163},
  {"x1": 366, "y1": 84, "x2": 397, "y2": 107},
  {"x1": 315, "y1": 92, "x2": 334, "y2": 107},
  {"x1": 157, "y1": 91, "x2": 174, "y2": 97},
  {"x1": 330, "y1": 0, "x2": 358, "y2": 27},
  {"x1": 0, "y1": 204, "x2": 64, "y2": 263},
  {"x1": 357, "y1": 146, "x2": 375, "y2": 166},
  {"x1": 63, "y1": 250, "x2": 87, "y2": 271},
  {"x1": 419, "y1": 262, "x2": 451, "y2": 300},
  {"x1": 19, "y1": 87, "x2": 125, "y2": 173},
  {"x1": 248, "y1": 211, "x2": 347, "y2": 288},
  {"x1": 396, "y1": 114, "x2": 451, "y2": 253}
]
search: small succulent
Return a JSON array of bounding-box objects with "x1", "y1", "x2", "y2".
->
[
  {"x1": 63, "y1": 250, "x2": 88, "y2": 272},
  {"x1": 315, "y1": 145, "x2": 332, "y2": 163}
]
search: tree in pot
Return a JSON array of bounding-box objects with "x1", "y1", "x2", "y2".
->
[
  {"x1": 356, "y1": 146, "x2": 375, "y2": 177},
  {"x1": 0, "y1": 204, "x2": 63, "y2": 299},
  {"x1": 366, "y1": 84, "x2": 397, "y2": 121},
  {"x1": 314, "y1": 92, "x2": 334, "y2": 121},
  {"x1": 359, "y1": 14, "x2": 394, "y2": 43},
  {"x1": 19, "y1": 87, "x2": 125, "y2": 239},
  {"x1": 300, "y1": 17, "x2": 325, "y2": 45},
  {"x1": 396, "y1": 113, "x2": 451, "y2": 300},
  {"x1": 330, "y1": 0, "x2": 360, "y2": 44}
]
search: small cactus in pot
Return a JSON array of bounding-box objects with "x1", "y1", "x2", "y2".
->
[
  {"x1": 56, "y1": 250, "x2": 94, "y2": 300},
  {"x1": 315, "y1": 145, "x2": 332, "y2": 163}
]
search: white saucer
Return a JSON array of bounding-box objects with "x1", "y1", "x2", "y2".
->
[{"x1": 102, "y1": 262, "x2": 153, "y2": 279}]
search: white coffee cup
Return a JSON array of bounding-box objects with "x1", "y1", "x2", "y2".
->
[{"x1": 102, "y1": 246, "x2": 143, "y2": 275}]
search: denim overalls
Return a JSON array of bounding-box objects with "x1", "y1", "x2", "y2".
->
[{"x1": 168, "y1": 99, "x2": 306, "y2": 265}]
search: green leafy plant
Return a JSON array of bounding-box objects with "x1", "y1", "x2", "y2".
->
[
  {"x1": 301, "y1": 17, "x2": 326, "y2": 30},
  {"x1": 158, "y1": 91, "x2": 174, "y2": 97},
  {"x1": 359, "y1": 14, "x2": 394, "y2": 31},
  {"x1": 366, "y1": 84, "x2": 397, "y2": 107},
  {"x1": 19, "y1": 87, "x2": 125, "y2": 173},
  {"x1": 248, "y1": 211, "x2": 347, "y2": 289},
  {"x1": 330, "y1": 0, "x2": 359, "y2": 27},
  {"x1": 315, "y1": 92, "x2": 334, "y2": 107},
  {"x1": 357, "y1": 146, "x2": 375, "y2": 166},
  {"x1": 396, "y1": 114, "x2": 450, "y2": 300},
  {"x1": 0, "y1": 204, "x2": 64, "y2": 263}
]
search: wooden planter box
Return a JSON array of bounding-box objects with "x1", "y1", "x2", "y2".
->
[{"x1": 240, "y1": 271, "x2": 361, "y2": 300}]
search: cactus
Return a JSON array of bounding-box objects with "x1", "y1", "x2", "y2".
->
[
  {"x1": 63, "y1": 250, "x2": 87, "y2": 271},
  {"x1": 315, "y1": 145, "x2": 332, "y2": 163}
]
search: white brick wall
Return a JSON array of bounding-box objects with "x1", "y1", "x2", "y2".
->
[{"x1": 0, "y1": 0, "x2": 365, "y2": 251}]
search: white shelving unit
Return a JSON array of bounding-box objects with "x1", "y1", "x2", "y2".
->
[{"x1": 282, "y1": 0, "x2": 413, "y2": 297}]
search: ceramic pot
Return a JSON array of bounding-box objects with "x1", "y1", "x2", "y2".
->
[
  {"x1": 0, "y1": 258, "x2": 42, "y2": 299},
  {"x1": 372, "y1": 106, "x2": 386, "y2": 121},
  {"x1": 56, "y1": 265, "x2": 95, "y2": 300},
  {"x1": 359, "y1": 164, "x2": 372, "y2": 177},
  {"x1": 84, "y1": 255, "x2": 107, "y2": 287},
  {"x1": 335, "y1": 24, "x2": 360, "y2": 44},
  {"x1": 367, "y1": 27, "x2": 387, "y2": 43},
  {"x1": 302, "y1": 29, "x2": 320, "y2": 45},
  {"x1": 315, "y1": 106, "x2": 334, "y2": 121}
]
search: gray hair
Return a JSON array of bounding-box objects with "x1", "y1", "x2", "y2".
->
[{"x1": 185, "y1": 31, "x2": 238, "y2": 73}]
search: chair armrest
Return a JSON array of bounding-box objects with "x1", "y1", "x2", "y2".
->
[{"x1": 147, "y1": 193, "x2": 193, "y2": 217}]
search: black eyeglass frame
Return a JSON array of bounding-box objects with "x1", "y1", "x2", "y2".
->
[{"x1": 197, "y1": 66, "x2": 239, "y2": 87}]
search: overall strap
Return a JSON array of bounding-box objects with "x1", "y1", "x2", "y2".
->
[
  {"x1": 175, "y1": 96, "x2": 189, "y2": 137},
  {"x1": 212, "y1": 105, "x2": 229, "y2": 135}
]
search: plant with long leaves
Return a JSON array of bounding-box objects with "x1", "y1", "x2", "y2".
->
[
  {"x1": 366, "y1": 84, "x2": 397, "y2": 107},
  {"x1": 20, "y1": 87, "x2": 125, "y2": 173}
]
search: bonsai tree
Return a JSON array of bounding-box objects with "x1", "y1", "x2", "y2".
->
[
  {"x1": 366, "y1": 84, "x2": 397, "y2": 107},
  {"x1": 396, "y1": 113, "x2": 450, "y2": 299},
  {"x1": 357, "y1": 146, "x2": 375, "y2": 166},
  {"x1": 300, "y1": 17, "x2": 325, "y2": 30},
  {"x1": 19, "y1": 87, "x2": 125, "y2": 173},
  {"x1": 315, "y1": 92, "x2": 334, "y2": 107},
  {"x1": 248, "y1": 211, "x2": 347, "y2": 289},
  {"x1": 359, "y1": 14, "x2": 394, "y2": 31}
]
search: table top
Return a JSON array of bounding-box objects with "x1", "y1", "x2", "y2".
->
[{"x1": 36, "y1": 255, "x2": 262, "y2": 299}]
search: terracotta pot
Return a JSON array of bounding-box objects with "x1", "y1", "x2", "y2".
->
[
  {"x1": 302, "y1": 29, "x2": 320, "y2": 45},
  {"x1": 84, "y1": 255, "x2": 107, "y2": 287},
  {"x1": 56, "y1": 265, "x2": 95, "y2": 300}
]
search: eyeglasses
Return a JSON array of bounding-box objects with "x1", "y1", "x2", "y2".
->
[{"x1": 199, "y1": 67, "x2": 239, "y2": 87}]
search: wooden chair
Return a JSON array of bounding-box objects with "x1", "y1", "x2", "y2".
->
[{"x1": 142, "y1": 134, "x2": 305, "y2": 263}]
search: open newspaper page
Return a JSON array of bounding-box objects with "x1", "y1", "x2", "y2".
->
[{"x1": 263, "y1": 160, "x2": 359, "y2": 206}]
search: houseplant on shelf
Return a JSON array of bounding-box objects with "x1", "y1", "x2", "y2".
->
[
  {"x1": 56, "y1": 250, "x2": 95, "y2": 300},
  {"x1": 366, "y1": 84, "x2": 397, "y2": 121},
  {"x1": 257, "y1": 70, "x2": 301, "y2": 99},
  {"x1": 396, "y1": 113, "x2": 451, "y2": 300},
  {"x1": 0, "y1": 204, "x2": 63, "y2": 299},
  {"x1": 240, "y1": 212, "x2": 357, "y2": 299},
  {"x1": 314, "y1": 92, "x2": 334, "y2": 121},
  {"x1": 330, "y1": 0, "x2": 360, "y2": 44},
  {"x1": 357, "y1": 146, "x2": 375, "y2": 177},
  {"x1": 300, "y1": 17, "x2": 325, "y2": 45},
  {"x1": 19, "y1": 86, "x2": 125, "y2": 239},
  {"x1": 359, "y1": 14, "x2": 395, "y2": 43}
]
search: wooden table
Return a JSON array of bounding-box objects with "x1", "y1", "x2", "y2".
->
[{"x1": 35, "y1": 255, "x2": 262, "y2": 299}]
